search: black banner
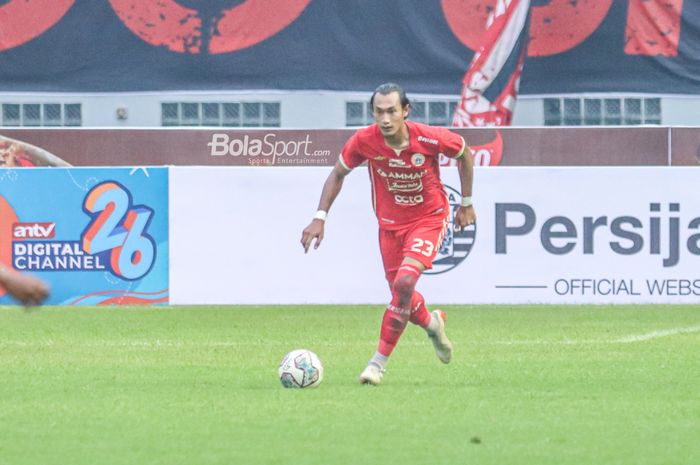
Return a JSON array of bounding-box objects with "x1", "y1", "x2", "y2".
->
[{"x1": 0, "y1": 1, "x2": 698, "y2": 94}]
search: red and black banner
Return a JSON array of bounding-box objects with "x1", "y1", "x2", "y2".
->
[{"x1": 0, "y1": 1, "x2": 698, "y2": 94}]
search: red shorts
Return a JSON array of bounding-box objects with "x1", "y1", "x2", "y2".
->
[{"x1": 378, "y1": 213, "x2": 448, "y2": 283}]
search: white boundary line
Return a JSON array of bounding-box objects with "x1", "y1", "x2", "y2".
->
[
  {"x1": 611, "y1": 325, "x2": 700, "y2": 343},
  {"x1": 496, "y1": 325, "x2": 700, "y2": 346},
  {"x1": 0, "y1": 340, "x2": 380, "y2": 348},
  {"x1": 1, "y1": 326, "x2": 699, "y2": 349}
]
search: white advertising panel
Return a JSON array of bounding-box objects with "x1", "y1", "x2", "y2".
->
[{"x1": 170, "y1": 167, "x2": 700, "y2": 305}]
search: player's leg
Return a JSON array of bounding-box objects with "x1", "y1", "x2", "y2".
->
[
  {"x1": 379, "y1": 260, "x2": 423, "y2": 353},
  {"x1": 402, "y1": 216, "x2": 453, "y2": 364},
  {"x1": 360, "y1": 229, "x2": 413, "y2": 385},
  {"x1": 408, "y1": 290, "x2": 430, "y2": 327},
  {"x1": 409, "y1": 288, "x2": 446, "y2": 346}
]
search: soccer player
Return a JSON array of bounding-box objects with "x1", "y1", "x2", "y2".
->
[
  {"x1": 0, "y1": 265, "x2": 49, "y2": 306},
  {"x1": 301, "y1": 83, "x2": 475, "y2": 385}
]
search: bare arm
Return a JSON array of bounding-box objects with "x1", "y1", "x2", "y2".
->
[
  {"x1": 0, "y1": 266, "x2": 49, "y2": 306},
  {"x1": 453, "y1": 143, "x2": 476, "y2": 231},
  {"x1": 0, "y1": 135, "x2": 71, "y2": 167},
  {"x1": 300, "y1": 160, "x2": 351, "y2": 253}
]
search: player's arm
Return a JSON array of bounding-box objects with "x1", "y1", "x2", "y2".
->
[
  {"x1": 300, "y1": 159, "x2": 352, "y2": 253},
  {"x1": 454, "y1": 138, "x2": 476, "y2": 232},
  {"x1": 0, "y1": 135, "x2": 71, "y2": 167},
  {"x1": 0, "y1": 265, "x2": 49, "y2": 306}
]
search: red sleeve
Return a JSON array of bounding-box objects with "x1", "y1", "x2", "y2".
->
[
  {"x1": 339, "y1": 132, "x2": 366, "y2": 170},
  {"x1": 435, "y1": 127, "x2": 466, "y2": 159}
]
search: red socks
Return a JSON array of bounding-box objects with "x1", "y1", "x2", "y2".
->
[
  {"x1": 377, "y1": 263, "x2": 430, "y2": 356},
  {"x1": 409, "y1": 290, "x2": 431, "y2": 328},
  {"x1": 377, "y1": 309, "x2": 408, "y2": 356}
]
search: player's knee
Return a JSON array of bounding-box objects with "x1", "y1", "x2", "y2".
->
[{"x1": 392, "y1": 273, "x2": 417, "y2": 304}]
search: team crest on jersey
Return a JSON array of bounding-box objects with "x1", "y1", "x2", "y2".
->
[
  {"x1": 425, "y1": 185, "x2": 477, "y2": 275},
  {"x1": 411, "y1": 153, "x2": 426, "y2": 167},
  {"x1": 374, "y1": 155, "x2": 386, "y2": 161}
]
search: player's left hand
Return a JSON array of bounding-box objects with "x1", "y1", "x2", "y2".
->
[{"x1": 454, "y1": 205, "x2": 476, "y2": 232}]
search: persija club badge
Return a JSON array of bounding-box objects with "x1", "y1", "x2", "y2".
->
[{"x1": 425, "y1": 185, "x2": 476, "y2": 275}]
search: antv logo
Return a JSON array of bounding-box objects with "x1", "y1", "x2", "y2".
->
[{"x1": 13, "y1": 222, "x2": 56, "y2": 239}]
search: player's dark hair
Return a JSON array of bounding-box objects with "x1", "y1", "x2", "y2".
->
[{"x1": 370, "y1": 82, "x2": 410, "y2": 109}]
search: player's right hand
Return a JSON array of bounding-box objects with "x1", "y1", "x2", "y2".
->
[
  {"x1": 0, "y1": 268, "x2": 49, "y2": 307},
  {"x1": 301, "y1": 219, "x2": 325, "y2": 253}
]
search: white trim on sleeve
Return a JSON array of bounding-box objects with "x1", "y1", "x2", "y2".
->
[
  {"x1": 338, "y1": 153, "x2": 353, "y2": 171},
  {"x1": 454, "y1": 136, "x2": 467, "y2": 159}
]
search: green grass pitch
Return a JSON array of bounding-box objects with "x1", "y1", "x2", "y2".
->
[{"x1": 0, "y1": 305, "x2": 698, "y2": 465}]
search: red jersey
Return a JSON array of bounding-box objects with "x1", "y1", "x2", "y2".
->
[{"x1": 340, "y1": 121, "x2": 465, "y2": 230}]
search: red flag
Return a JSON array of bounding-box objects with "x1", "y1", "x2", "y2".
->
[{"x1": 452, "y1": 0, "x2": 530, "y2": 127}]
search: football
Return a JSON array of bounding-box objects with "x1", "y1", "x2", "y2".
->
[{"x1": 278, "y1": 349, "x2": 324, "y2": 388}]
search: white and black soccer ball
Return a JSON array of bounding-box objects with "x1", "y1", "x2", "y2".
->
[{"x1": 278, "y1": 349, "x2": 324, "y2": 389}]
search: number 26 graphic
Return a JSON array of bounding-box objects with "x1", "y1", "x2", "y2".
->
[{"x1": 82, "y1": 181, "x2": 156, "y2": 281}]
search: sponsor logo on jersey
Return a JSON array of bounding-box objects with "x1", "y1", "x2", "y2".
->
[
  {"x1": 411, "y1": 153, "x2": 426, "y2": 167},
  {"x1": 388, "y1": 180, "x2": 423, "y2": 193},
  {"x1": 388, "y1": 158, "x2": 409, "y2": 168},
  {"x1": 418, "y1": 135, "x2": 438, "y2": 145},
  {"x1": 394, "y1": 194, "x2": 424, "y2": 205},
  {"x1": 376, "y1": 168, "x2": 424, "y2": 180}
]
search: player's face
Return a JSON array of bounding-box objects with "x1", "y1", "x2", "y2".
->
[{"x1": 372, "y1": 92, "x2": 409, "y2": 138}]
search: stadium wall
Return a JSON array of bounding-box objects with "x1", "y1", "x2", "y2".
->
[
  {"x1": 0, "y1": 128, "x2": 699, "y2": 305},
  {"x1": 2, "y1": 126, "x2": 699, "y2": 167},
  {"x1": 169, "y1": 166, "x2": 700, "y2": 306},
  {"x1": 2, "y1": 92, "x2": 700, "y2": 128}
]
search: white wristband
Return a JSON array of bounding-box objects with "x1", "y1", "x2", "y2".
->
[
  {"x1": 314, "y1": 210, "x2": 328, "y2": 221},
  {"x1": 461, "y1": 196, "x2": 473, "y2": 207}
]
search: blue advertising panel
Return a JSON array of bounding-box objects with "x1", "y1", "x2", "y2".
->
[
  {"x1": 0, "y1": 1, "x2": 698, "y2": 95},
  {"x1": 0, "y1": 168, "x2": 168, "y2": 305}
]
